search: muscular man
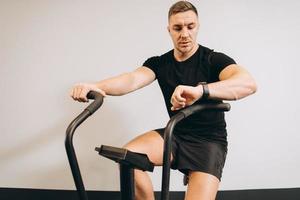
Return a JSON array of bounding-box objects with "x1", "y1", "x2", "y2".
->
[{"x1": 70, "y1": 1, "x2": 257, "y2": 199}]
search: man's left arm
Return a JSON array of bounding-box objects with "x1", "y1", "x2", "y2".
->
[
  {"x1": 170, "y1": 64, "x2": 257, "y2": 111},
  {"x1": 204, "y1": 64, "x2": 257, "y2": 101}
]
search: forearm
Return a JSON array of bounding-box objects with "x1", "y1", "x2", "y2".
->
[
  {"x1": 204, "y1": 72, "x2": 257, "y2": 101},
  {"x1": 94, "y1": 67, "x2": 155, "y2": 96},
  {"x1": 95, "y1": 72, "x2": 137, "y2": 96}
]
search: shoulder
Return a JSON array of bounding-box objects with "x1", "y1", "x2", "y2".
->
[
  {"x1": 198, "y1": 45, "x2": 235, "y2": 65},
  {"x1": 143, "y1": 49, "x2": 173, "y2": 66},
  {"x1": 158, "y1": 49, "x2": 174, "y2": 62},
  {"x1": 198, "y1": 45, "x2": 214, "y2": 62},
  {"x1": 199, "y1": 45, "x2": 213, "y2": 54},
  {"x1": 208, "y1": 51, "x2": 236, "y2": 66},
  {"x1": 199, "y1": 46, "x2": 237, "y2": 80},
  {"x1": 142, "y1": 49, "x2": 173, "y2": 76}
]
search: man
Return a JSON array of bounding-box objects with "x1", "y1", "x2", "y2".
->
[{"x1": 70, "y1": 1, "x2": 257, "y2": 200}]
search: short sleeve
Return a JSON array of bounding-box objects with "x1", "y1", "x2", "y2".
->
[
  {"x1": 143, "y1": 56, "x2": 160, "y2": 78},
  {"x1": 209, "y1": 52, "x2": 236, "y2": 78}
]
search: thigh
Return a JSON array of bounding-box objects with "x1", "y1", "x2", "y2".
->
[
  {"x1": 173, "y1": 137, "x2": 227, "y2": 181},
  {"x1": 123, "y1": 130, "x2": 165, "y2": 166},
  {"x1": 185, "y1": 171, "x2": 220, "y2": 200}
]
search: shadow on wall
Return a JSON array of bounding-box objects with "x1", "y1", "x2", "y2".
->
[{"x1": 0, "y1": 98, "x2": 138, "y2": 190}]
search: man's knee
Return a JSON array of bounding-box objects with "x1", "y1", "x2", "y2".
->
[{"x1": 185, "y1": 171, "x2": 220, "y2": 200}]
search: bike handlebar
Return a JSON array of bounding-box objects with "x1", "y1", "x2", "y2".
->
[
  {"x1": 160, "y1": 103, "x2": 231, "y2": 200},
  {"x1": 85, "y1": 91, "x2": 104, "y2": 115},
  {"x1": 65, "y1": 92, "x2": 230, "y2": 200},
  {"x1": 65, "y1": 91, "x2": 104, "y2": 200}
]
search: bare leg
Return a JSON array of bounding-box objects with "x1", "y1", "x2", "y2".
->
[
  {"x1": 123, "y1": 130, "x2": 166, "y2": 200},
  {"x1": 184, "y1": 171, "x2": 220, "y2": 200}
]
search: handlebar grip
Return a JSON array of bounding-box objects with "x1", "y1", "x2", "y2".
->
[
  {"x1": 180, "y1": 103, "x2": 231, "y2": 118},
  {"x1": 86, "y1": 90, "x2": 103, "y2": 100},
  {"x1": 85, "y1": 91, "x2": 104, "y2": 115}
]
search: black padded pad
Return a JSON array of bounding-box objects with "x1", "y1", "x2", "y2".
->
[{"x1": 95, "y1": 145, "x2": 154, "y2": 172}]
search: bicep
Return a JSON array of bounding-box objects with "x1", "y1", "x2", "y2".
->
[
  {"x1": 218, "y1": 64, "x2": 257, "y2": 98},
  {"x1": 131, "y1": 66, "x2": 156, "y2": 90},
  {"x1": 219, "y1": 64, "x2": 250, "y2": 81}
]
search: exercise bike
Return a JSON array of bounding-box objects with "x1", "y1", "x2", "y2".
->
[{"x1": 65, "y1": 91, "x2": 230, "y2": 200}]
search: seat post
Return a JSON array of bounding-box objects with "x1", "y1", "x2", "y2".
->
[{"x1": 120, "y1": 164, "x2": 135, "y2": 200}]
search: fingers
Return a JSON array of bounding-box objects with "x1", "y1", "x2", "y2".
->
[
  {"x1": 170, "y1": 96, "x2": 186, "y2": 111},
  {"x1": 171, "y1": 103, "x2": 185, "y2": 111},
  {"x1": 70, "y1": 83, "x2": 106, "y2": 103},
  {"x1": 70, "y1": 83, "x2": 88, "y2": 102},
  {"x1": 170, "y1": 85, "x2": 201, "y2": 111},
  {"x1": 170, "y1": 86, "x2": 186, "y2": 111}
]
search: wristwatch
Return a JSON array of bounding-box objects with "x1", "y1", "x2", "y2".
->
[{"x1": 198, "y1": 82, "x2": 210, "y2": 100}]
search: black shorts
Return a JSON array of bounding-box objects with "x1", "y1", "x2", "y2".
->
[{"x1": 155, "y1": 128, "x2": 227, "y2": 181}]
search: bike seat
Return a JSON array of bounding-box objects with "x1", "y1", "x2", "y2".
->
[{"x1": 95, "y1": 145, "x2": 154, "y2": 172}]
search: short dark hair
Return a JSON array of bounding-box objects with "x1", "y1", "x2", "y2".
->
[{"x1": 168, "y1": 1, "x2": 198, "y2": 19}]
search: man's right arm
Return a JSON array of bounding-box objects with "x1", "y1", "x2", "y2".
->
[{"x1": 70, "y1": 66, "x2": 155, "y2": 102}]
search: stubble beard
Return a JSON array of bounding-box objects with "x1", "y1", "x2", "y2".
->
[{"x1": 175, "y1": 41, "x2": 197, "y2": 57}]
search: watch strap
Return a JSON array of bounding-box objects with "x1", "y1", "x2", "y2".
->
[{"x1": 198, "y1": 82, "x2": 210, "y2": 99}]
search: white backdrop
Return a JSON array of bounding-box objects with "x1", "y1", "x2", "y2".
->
[{"x1": 1, "y1": 0, "x2": 299, "y2": 191}]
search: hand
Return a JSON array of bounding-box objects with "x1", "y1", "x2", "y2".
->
[
  {"x1": 170, "y1": 85, "x2": 202, "y2": 111},
  {"x1": 70, "y1": 83, "x2": 106, "y2": 102}
]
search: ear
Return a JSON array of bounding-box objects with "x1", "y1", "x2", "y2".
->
[{"x1": 167, "y1": 26, "x2": 171, "y2": 34}]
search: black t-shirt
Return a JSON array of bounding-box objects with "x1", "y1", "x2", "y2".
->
[{"x1": 143, "y1": 45, "x2": 236, "y2": 144}]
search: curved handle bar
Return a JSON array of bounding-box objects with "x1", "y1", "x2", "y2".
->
[
  {"x1": 160, "y1": 103, "x2": 231, "y2": 200},
  {"x1": 65, "y1": 91, "x2": 104, "y2": 200},
  {"x1": 86, "y1": 91, "x2": 104, "y2": 115},
  {"x1": 179, "y1": 103, "x2": 230, "y2": 118}
]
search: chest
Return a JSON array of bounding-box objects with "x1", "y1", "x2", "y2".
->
[{"x1": 157, "y1": 58, "x2": 210, "y2": 88}]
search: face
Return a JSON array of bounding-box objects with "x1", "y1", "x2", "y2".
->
[{"x1": 168, "y1": 10, "x2": 199, "y2": 56}]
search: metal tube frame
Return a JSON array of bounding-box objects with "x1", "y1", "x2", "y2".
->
[
  {"x1": 65, "y1": 91, "x2": 103, "y2": 200},
  {"x1": 65, "y1": 92, "x2": 230, "y2": 200},
  {"x1": 160, "y1": 103, "x2": 231, "y2": 200},
  {"x1": 120, "y1": 164, "x2": 135, "y2": 200}
]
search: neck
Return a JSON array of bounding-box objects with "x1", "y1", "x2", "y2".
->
[{"x1": 174, "y1": 43, "x2": 199, "y2": 62}]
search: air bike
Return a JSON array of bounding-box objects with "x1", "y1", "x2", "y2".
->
[{"x1": 65, "y1": 91, "x2": 230, "y2": 200}]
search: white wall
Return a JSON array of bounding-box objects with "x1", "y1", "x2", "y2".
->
[{"x1": 1, "y1": 0, "x2": 299, "y2": 191}]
